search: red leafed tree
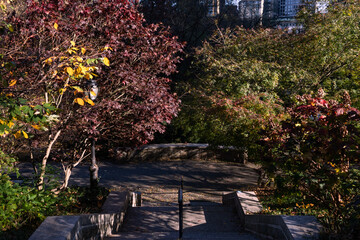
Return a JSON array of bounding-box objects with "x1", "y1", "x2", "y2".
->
[
  {"x1": 5, "y1": 0, "x2": 183, "y2": 146},
  {"x1": 2, "y1": 0, "x2": 182, "y2": 189}
]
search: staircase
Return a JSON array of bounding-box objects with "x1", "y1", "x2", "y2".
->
[{"x1": 106, "y1": 202, "x2": 259, "y2": 240}]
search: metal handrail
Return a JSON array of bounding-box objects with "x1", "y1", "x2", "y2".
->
[{"x1": 178, "y1": 177, "x2": 183, "y2": 240}]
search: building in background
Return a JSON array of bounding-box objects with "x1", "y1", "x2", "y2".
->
[
  {"x1": 199, "y1": 0, "x2": 226, "y2": 16},
  {"x1": 277, "y1": 0, "x2": 302, "y2": 29},
  {"x1": 139, "y1": 0, "x2": 327, "y2": 30},
  {"x1": 238, "y1": 0, "x2": 303, "y2": 28}
]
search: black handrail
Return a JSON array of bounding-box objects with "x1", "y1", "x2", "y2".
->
[{"x1": 178, "y1": 176, "x2": 183, "y2": 240}]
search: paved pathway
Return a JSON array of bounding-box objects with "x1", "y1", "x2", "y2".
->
[
  {"x1": 18, "y1": 160, "x2": 259, "y2": 191},
  {"x1": 18, "y1": 159, "x2": 261, "y2": 239}
]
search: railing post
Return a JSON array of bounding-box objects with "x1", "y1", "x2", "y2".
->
[{"x1": 178, "y1": 177, "x2": 183, "y2": 240}]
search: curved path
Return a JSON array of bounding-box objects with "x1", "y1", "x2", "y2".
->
[{"x1": 18, "y1": 159, "x2": 260, "y2": 203}]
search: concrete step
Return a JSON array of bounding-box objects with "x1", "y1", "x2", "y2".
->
[
  {"x1": 121, "y1": 206, "x2": 178, "y2": 232},
  {"x1": 106, "y1": 231, "x2": 259, "y2": 240},
  {"x1": 108, "y1": 204, "x2": 260, "y2": 240},
  {"x1": 121, "y1": 205, "x2": 242, "y2": 233},
  {"x1": 184, "y1": 205, "x2": 242, "y2": 232}
]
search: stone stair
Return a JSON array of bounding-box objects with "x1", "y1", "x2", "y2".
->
[{"x1": 106, "y1": 203, "x2": 259, "y2": 240}]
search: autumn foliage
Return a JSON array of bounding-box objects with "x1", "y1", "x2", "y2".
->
[
  {"x1": 261, "y1": 90, "x2": 360, "y2": 236},
  {"x1": 0, "y1": 0, "x2": 183, "y2": 193},
  {"x1": 2, "y1": 0, "x2": 183, "y2": 147}
]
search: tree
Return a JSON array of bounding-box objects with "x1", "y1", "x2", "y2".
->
[
  {"x1": 165, "y1": 27, "x2": 284, "y2": 159},
  {"x1": 1, "y1": 0, "x2": 183, "y2": 190},
  {"x1": 167, "y1": 0, "x2": 360, "y2": 149},
  {"x1": 260, "y1": 90, "x2": 360, "y2": 237}
]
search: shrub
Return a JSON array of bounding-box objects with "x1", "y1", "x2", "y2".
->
[
  {"x1": 261, "y1": 90, "x2": 360, "y2": 238},
  {"x1": 0, "y1": 150, "x2": 109, "y2": 239}
]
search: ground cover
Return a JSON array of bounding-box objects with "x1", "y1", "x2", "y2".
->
[
  {"x1": 256, "y1": 188, "x2": 359, "y2": 240},
  {"x1": 0, "y1": 184, "x2": 109, "y2": 240},
  {"x1": 0, "y1": 154, "x2": 109, "y2": 240}
]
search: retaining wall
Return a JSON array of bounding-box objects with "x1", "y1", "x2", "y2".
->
[
  {"x1": 223, "y1": 191, "x2": 322, "y2": 240},
  {"x1": 29, "y1": 191, "x2": 130, "y2": 240},
  {"x1": 114, "y1": 143, "x2": 248, "y2": 163}
]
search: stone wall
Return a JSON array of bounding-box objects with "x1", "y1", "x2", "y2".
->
[{"x1": 115, "y1": 143, "x2": 248, "y2": 163}]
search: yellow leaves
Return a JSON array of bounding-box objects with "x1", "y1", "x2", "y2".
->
[
  {"x1": 8, "y1": 25, "x2": 14, "y2": 32},
  {"x1": 103, "y1": 57, "x2": 110, "y2": 66},
  {"x1": 13, "y1": 130, "x2": 28, "y2": 139},
  {"x1": 14, "y1": 130, "x2": 21, "y2": 139},
  {"x1": 32, "y1": 125, "x2": 41, "y2": 130},
  {"x1": 0, "y1": 120, "x2": 14, "y2": 129},
  {"x1": 74, "y1": 96, "x2": 95, "y2": 106},
  {"x1": 8, "y1": 79, "x2": 16, "y2": 86},
  {"x1": 0, "y1": 2, "x2": 6, "y2": 11},
  {"x1": 77, "y1": 65, "x2": 87, "y2": 75},
  {"x1": 84, "y1": 72, "x2": 93, "y2": 80},
  {"x1": 66, "y1": 67, "x2": 74, "y2": 76},
  {"x1": 22, "y1": 131, "x2": 28, "y2": 139},
  {"x1": 66, "y1": 42, "x2": 79, "y2": 54},
  {"x1": 7, "y1": 121, "x2": 14, "y2": 128},
  {"x1": 54, "y1": 22, "x2": 58, "y2": 30},
  {"x1": 81, "y1": 48, "x2": 86, "y2": 55},
  {"x1": 13, "y1": 130, "x2": 27, "y2": 138},
  {"x1": 51, "y1": 70, "x2": 58, "y2": 78},
  {"x1": 74, "y1": 98, "x2": 84, "y2": 106},
  {"x1": 59, "y1": 88, "x2": 67, "y2": 94},
  {"x1": 328, "y1": 162, "x2": 336, "y2": 168},
  {"x1": 84, "y1": 97, "x2": 95, "y2": 106},
  {"x1": 44, "y1": 57, "x2": 55, "y2": 65},
  {"x1": 296, "y1": 202, "x2": 314, "y2": 209},
  {"x1": 101, "y1": 46, "x2": 113, "y2": 51}
]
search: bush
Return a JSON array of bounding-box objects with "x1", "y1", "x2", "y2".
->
[
  {"x1": 261, "y1": 90, "x2": 360, "y2": 238},
  {"x1": 0, "y1": 150, "x2": 109, "y2": 239},
  {"x1": 0, "y1": 151, "x2": 55, "y2": 236}
]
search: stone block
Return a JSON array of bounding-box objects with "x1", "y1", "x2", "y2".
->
[
  {"x1": 223, "y1": 191, "x2": 321, "y2": 240},
  {"x1": 101, "y1": 191, "x2": 129, "y2": 214},
  {"x1": 245, "y1": 215, "x2": 290, "y2": 240},
  {"x1": 236, "y1": 191, "x2": 262, "y2": 214},
  {"x1": 28, "y1": 216, "x2": 80, "y2": 240},
  {"x1": 28, "y1": 191, "x2": 130, "y2": 240},
  {"x1": 281, "y1": 215, "x2": 322, "y2": 240}
]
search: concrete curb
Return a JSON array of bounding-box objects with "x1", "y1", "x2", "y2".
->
[
  {"x1": 222, "y1": 191, "x2": 322, "y2": 240},
  {"x1": 28, "y1": 191, "x2": 131, "y2": 240}
]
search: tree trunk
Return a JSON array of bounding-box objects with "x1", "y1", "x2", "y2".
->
[
  {"x1": 37, "y1": 129, "x2": 61, "y2": 190},
  {"x1": 259, "y1": 0, "x2": 264, "y2": 26}
]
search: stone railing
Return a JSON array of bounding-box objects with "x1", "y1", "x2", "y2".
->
[
  {"x1": 223, "y1": 191, "x2": 322, "y2": 240},
  {"x1": 29, "y1": 191, "x2": 131, "y2": 240}
]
